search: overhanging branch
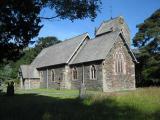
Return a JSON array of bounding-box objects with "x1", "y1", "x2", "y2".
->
[{"x1": 39, "y1": 15, "x2": 60, "y2": 20}]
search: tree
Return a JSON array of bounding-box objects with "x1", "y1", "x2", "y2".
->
[
  {"x1": 0, "y1": 0, "x2": 42, "y2": 62},
  {"x1": 0, "y1": 0, "x2": 101, "y2": 61},
  {"x1": 0, "y1": 36, "x2": 61, "y2": 80},
  {"x1": 133, "y1": 9, "x2": 160, "y2": 51},
  {"x1": 133, "y1": 9, "x2": 160, "y2": 86},
  {"x1": 35, "y1": 36, "x2": 61, "y2": 53}
]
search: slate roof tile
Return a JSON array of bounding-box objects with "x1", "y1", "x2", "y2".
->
[
  {"x1": 20, "y1": 65, "x2": 39, "y2": 79},
  {"x1": 70, "y1": 31, "x2": 119, "y2": 64},
  {"x1": 31, "y1": 33, "x2": 88, "y2": 68}
]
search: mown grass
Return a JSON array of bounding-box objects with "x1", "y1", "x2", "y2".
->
[
  {"x1": 0, "y1": 88, "x2": 160, "y2": 120},
  {"x1": 16, "y1": 88, "x2": 80, "y2": 98}
]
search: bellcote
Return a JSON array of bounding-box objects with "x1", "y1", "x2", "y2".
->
[{"x1": 95, "y1": 16, "x2": 131, "y2": 46}]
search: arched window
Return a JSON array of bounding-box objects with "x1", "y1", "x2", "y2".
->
[
  {"x1": 40, "y1": 71, "x2": 43, "y2": 82},
  {"x1": 90, "y1": 65, "x2": 96, "y2": 79},
  {"x1": 72, "y1": 67, "x2": 78, "y2": 80},
  {"x1": 51, "y1": 70, "x2": 55, "y2": 82},
  {"x1": 114, "y1": 50, "x2": 126, "y2": 74}
]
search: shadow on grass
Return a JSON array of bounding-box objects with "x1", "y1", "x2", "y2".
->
[{"x1": 0, "y1": 93, "x2": 159, "y2": 120}]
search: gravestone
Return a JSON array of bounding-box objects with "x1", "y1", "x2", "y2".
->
[
  {"x1": 7, "y1": 81, "x2": 14, "y2": 96},
  {"x1": 79, "y1": 83, "x2": 86, "y2": 98}
]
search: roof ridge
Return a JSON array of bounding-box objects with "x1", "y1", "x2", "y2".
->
[
  {"x1": 90, "y1": 31, "x2": 120, "y2": 41},
  {"x1": 66, "y1": 32, "x2": 88, "y2": 40},
  {"x1": 95, "y1": 21, "x2": 105, "y2": 35},
  {"x1": 43, "y1": 32, "x2": 88, "y2": 50},
  {"x1": 67, "y1": 34, "x2": 89, "y2": 63},
  {"x1": 103, "y1": 16, "x2": 124, "y2": 23}
]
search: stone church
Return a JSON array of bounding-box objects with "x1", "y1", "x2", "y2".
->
[{"x1": 19, "y1": 16, "x2": 138, "y2": 92}]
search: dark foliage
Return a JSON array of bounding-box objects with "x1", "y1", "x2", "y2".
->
[
  {"x1": 41, "y1": 0, "x2": 101, "y2": 21},
  {"x1": 133, "y1": 9, "x2": 160, "y2": 87},
  {"x1": 0, "y1": 36, "x2": 61, "y2": 80},
  {"x1": 135, "y1": 47, "x2": 160, "y2": 87},
  {"x1": 133, "y1": 9, "x2": 160, "y2": 51},
  {"x1": 0, "y1": 0, "x2": 42, "y2": 61},
  {"x1": 35, "y1": 36, "x2": 61, "y2": 53},
  {"x1": 0, "y1": 0, "x2": 101, "y2": 62}
]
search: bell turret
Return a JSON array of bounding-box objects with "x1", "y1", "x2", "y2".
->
[{"x1": 95, "y1": 16, "x2": 131, "y2": 46}]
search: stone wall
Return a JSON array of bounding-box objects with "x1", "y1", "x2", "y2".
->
[
  {"x1": 39, "y1": 62, "x2": 103, "y2": 91},
  {"x1": 39, "y1": 65, "x2": 65, "y2": 89},
  {"x1": 24, "y1": 78, "x2": 40, "y2": 89},
  {"x1": 70, "y1": 61, "x2": 103, "y2": 91},
  {"x1": 103, "y1": 36, "x2": 135, "y2": 92}
]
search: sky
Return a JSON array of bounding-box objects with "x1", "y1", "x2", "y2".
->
[{"x1": 35, "y1": 0, "x2": 160, "y2": 46}]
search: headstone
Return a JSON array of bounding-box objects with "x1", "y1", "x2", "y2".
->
[
  {"x1": 79, "y1": 83, "x2": 86, "y2": 98},
  {"x1": 7, "y1": 81, "x2": 14, "y2": 96}
]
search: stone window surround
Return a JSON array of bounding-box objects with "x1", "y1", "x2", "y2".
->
[
  {"x1": 40, "y1": 71, "x2": 43, "y2": 82},
  {"x1": 51, "y1": 69, "x2": 55, "y2": 82},
  {"x1": 113, "y1": 48, "x2": 126, "y2": 75},
  {"x1": 72, "y1": 67, "x2": 78, "y2": 80},
  {"x1": 90, "y1": 65, "x2": 97, "y2": 80}
]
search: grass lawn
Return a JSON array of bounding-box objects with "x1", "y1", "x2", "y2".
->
[{"x1": 0, "y1": 87, "x2": 160, "y2": 120}]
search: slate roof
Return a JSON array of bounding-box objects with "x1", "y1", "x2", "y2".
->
[
  {"x1": 70, "y1": 31, "x2": 120, "y2": 64},
  {"x1": 20, "y1": 65, "x2": 39, "y2": 79},
  {"x1": 31, "y1": 33, "x2": 88, "y2": 68},
  {"x1": 96, "y1": 16, "x2": 129, "y2": 36}
]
